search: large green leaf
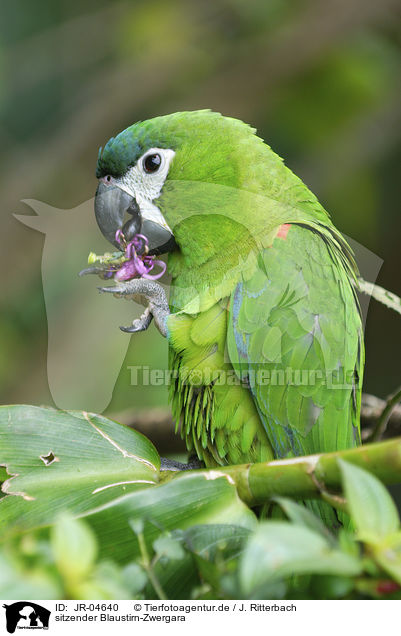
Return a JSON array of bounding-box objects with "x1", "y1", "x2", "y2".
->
[
  {"x1": 0, "y1": 405, "x2": 256, "y2": 567},
  {"x1": 338, "y1": 459, "x2": 400, "y2": 542},
  {"x1": 0, "y1": 405, "x2": 159, "y2": 535},
  {"x1": 81, "y1": 472, "x2": 256, "y2": 564},
  {"x1": 240, "y1": 521, "x2": 362, "y2": 595}
]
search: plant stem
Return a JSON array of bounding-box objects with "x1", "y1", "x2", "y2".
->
[
  {"x1": 137, "y1": 531, "x2": 167, "y2": 601},
  {"x1": 368, "y1": 387, "x2": 401, "y2": 443},
  {"x1": 357, "y1": 277, "x2": 401, "y2": 316},
  {"x1": 171, "y1": 437, "x2": 401, "y2": 508}
]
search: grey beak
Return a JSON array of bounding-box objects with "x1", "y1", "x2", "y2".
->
[
  {"x1": 95, "y1": 182, "x2": 140, "y2": 250},
  {"x1": 141, "y1": 219, "x2": 177, "y2": 255},
  {"x1": 95, "y1": 181, "x2": 176, "y2": 255}
]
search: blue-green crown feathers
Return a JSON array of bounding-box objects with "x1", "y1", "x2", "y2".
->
[
  {"x1": 95, "y1": 110, "x2": 252, "y2": 179},
  {"x1": 96, "y1": 122, "x2": 148, "y2": 178}
]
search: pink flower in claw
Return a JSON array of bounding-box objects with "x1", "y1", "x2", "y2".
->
[
  {"x1": 142, "y1": 258, "x2": 166, "y2": 280},
  {"x1": 115, "y1": 229, "x2": 125, "y2": 246},
  {"x1": 113, "y1": 231, "x2": 167, "y2": 282}
]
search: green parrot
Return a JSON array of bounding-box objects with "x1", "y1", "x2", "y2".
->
[{"x1": 88, "y1": 110, "x2": 363, "y2": 524}]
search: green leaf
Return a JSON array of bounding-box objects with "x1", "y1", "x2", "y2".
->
[
  {"x1": 51, "y1": 513, "x2": 97, "y2": 583},
  {"x1": 0, "y1": 406, "x2": 256, "y2": 567},
  {"x1": 153, "y1": 535, "x2": 185, "y2": 561},
  {"x1": 338, "y1": 459, "x2": 400, "y2": 541},
  {"x1": 338, "y1": 527, "x2": 360, "y2": 558},
  {"x1": 240, "y1": 521, "x2": 362, "y2": 595},
  {"x1": 192, "y1": 554, "x2": 224, "y2": 595},
  {"x1": 149, "y1": 525, "x2": 252, "y2": 600},
  {"x1": 0, "y1": 552, "x2": 62, "y2": 600},
  {"x1": 0, "y1": 405, "x2": 159, "y2": 535},
  {"x1": 273, "y1": 497, "x2": 337, "y2": 546},
  {"x1": 83, "y1": 472, "x2": 256, "y2": 564},
  {"x1": 84, "y1": 561, "x2": 134, "y2": 600},
  {"x1": 122, "y1": 562, "x2": 148, "y2": 594},
  {"x1": 146, "y1": 552, "x2": 199, "y2": 600},
  {"x1": 179, "y1": 525, "x2": 252, "y2": 598},
  {"x1": 129, "y1": 518, "x2": 144, "y2": 535},
  {"x1": 182, "y1": 524, "x2": 251, "y2": 561},
  {"x1": 310, "y1": 574, "x2": 354, "y2": 599},
  {"x1": 372, "y1": 531, "x2": 401, "y2": 585}
]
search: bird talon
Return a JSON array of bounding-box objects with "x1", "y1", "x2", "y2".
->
[
  {"x1": 79, "y1": 266, "x2": 107, "y2": 277},
  {"x1": 120, "y1": 324, "x2": 145, "y2": 333},
  {"x1": 96, "y1": 279, "x2": 169, "y2": 336},
  {"x1": 120, "y1": 308, "x2": 153, "y2": 333},
  {"x1": 98, "y1": 285, "x2": 124, "y2": 294}
]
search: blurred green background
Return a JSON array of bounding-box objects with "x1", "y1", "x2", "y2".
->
[{"x1": 1, "y1": 0, "x2": 400, "y2": 420}]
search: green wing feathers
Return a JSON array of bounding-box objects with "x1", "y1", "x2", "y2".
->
[{"x1": 227, "y1": 223, "x2": 363, "y2": 459}]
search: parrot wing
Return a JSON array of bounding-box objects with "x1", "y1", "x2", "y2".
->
[{"x1": 227, "y1": 223, "x2": 363, "y2": 459}]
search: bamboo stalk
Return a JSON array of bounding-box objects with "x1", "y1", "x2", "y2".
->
[{"x1": 178, "y1": 437, "x2": 401, "y2": 507}]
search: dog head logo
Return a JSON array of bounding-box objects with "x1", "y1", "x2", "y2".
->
[
  {"x1": 2, "y1": 602, "x2": 50, "y2": 633},
  {"x1": 15, "y1": 199, "x2": 135, "y2": 413}
]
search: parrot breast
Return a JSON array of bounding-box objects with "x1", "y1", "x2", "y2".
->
[{"x1": 167, "y1": 300, "x2": 274, "y2": 466}]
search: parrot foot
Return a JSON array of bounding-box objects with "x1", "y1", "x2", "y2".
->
[
  {"x1": 98, "y1": 279, "x2": 170, "y2": 337},
  {"x1": 160, "y1": 457, "x2": 204, "y2": 472},
  {"x1": 79, "y1": 266, "x2": 108, "y2": 277},
  {"x1": 120, "y1": 307, "x2": 153, "y2": 333}
]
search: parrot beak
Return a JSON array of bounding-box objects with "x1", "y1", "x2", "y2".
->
[
  {"x1": 140, "y1": 217, "x2": 177, "y2": 255},
  {"x1": 95, "y1": 181, "x2": 176, "y2": 255},
  {"x1": 95, "y1": 181, "x2": 141, "y2": 250}
]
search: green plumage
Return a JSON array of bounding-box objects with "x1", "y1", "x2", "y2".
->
[{"x1": 98, "y1": 110, "x2": 364, "y2": 526}]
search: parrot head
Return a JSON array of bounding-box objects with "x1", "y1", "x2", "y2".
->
[
  {"x1": 94, "y1": 110, "x2": 338, "y2": 313},
  {"x1": 95, "y1": 110, "x2": 275, "y2": 266}
]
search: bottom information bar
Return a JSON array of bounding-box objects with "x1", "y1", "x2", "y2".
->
[{"x1": 0, "y1": 599, "x2": 395, "y2": 635}]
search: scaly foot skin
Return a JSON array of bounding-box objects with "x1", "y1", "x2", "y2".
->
[{"x1": 98, "y1": 279, "x2": 170, "y2": 337}]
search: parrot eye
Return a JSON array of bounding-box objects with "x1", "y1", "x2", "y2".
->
[{"x1": 143, "y1": 153, "x2": 162, "y2": 173}]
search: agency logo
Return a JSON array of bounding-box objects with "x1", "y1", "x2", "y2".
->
[
  {"x1": 15, "y1": 197, "x2": 383, "y2": 414},
  {"x1": 2, "y1": 603, "x2": 50, "y2": 634},
  {"x1": 15, "y1": 199, "x2": 134, "y2": 413}
]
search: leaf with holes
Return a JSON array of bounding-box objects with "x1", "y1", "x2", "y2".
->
[
  {"x1": 0, "y1": 405, "x2": 159, "y2": 535},
  {"x1": 0, "y1": 405, "x2": 256, "y2": 567}
]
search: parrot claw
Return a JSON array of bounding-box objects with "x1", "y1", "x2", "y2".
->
[
  {"x1": 98, "y1": 279, "x2": 170, "y2": 337},
  {"x1": 79, "y1": 266, "x2": 107, "y2": 277},
  {"x1": 120, "y1": 308, "x2": 153, "y2": 333},
  {"x1": 98, "y1": 284, "x2": 125, "y2": 294}
]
